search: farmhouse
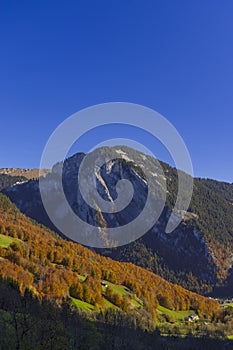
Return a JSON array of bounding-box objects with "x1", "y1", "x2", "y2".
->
[
  {"x1": 101, "y1": 281, "x2": 108, "y2": 287},
  {"x1": 184, "y1": 313, "x2": 199, "y2": 322}
]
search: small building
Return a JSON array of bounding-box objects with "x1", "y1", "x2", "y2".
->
[
  {"x1": 184, "y1": 313, "x2": 199, "y2": 322},
  {"x1": 101, "y1": 281, "x2": 108, "y2": 287},
  {"x1": 191, "y1": 314, "x2": 199, "y2": 321}
]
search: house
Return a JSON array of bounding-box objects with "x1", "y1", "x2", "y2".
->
[
  {"x1": 190, "y1": 314, "x2": 199, "y2": 321},
  {"x1": 101, "y1": 281, "x2": 108, "y2": 287},
  {"x1": 184, "y1": 313, "x2": 199, "y2": 322}
]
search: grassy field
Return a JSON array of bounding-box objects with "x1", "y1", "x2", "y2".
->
[
  {"x1": 0, "y1": 234, "x2": 21, "y2": 248},
  {"x1": 107, "y1": 282, "x2": 129, "y2": 296},
  {"x1": 71, "y1": 297, "x2": 95, "y2": 312},
  {"x1": 157, "y1": 305, "x2": 194, "y2": 320},
  {"x1": 71, "y1": 295, "x2": 117, "y2": 311},
  {"x1": 78, "y1": 274, "x2": 86, "y2": 282},
  {"x1": 103, "y1": 297, "x2": 117, "y2": 309},
  {"x1": 106, "y1": 281, "x2": 143, "y2": 308},
  {"x1": 226, "y1": 303, "x2": 233, "y2": 307}
]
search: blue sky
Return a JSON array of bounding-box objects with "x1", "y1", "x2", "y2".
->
[{"x1": 0, "y1": 0, "x2": 233, "y2": 182}]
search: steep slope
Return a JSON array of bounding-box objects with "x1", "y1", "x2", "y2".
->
[
  {"x1": 0, "y1": 193, "x2": 219, "y2": 321},
  {"x1": 2, "y1": 146, "x2": 233, "y2": 295}
]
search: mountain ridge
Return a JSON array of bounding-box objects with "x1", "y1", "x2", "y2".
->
[{"x1": 0, "y1": 168, "x2": 50, "y2": 180}]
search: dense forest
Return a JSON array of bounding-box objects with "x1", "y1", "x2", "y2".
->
[{"x1": 196, "y1": 178, "x2": 233, "y2": 203}]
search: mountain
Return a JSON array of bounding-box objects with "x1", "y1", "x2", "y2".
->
[{"x1": 2, "y1": 146, "x2": 233, "y2": 296}]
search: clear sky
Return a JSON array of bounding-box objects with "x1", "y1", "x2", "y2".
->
[{"x1": 0, "y1": 0, "x2": 233, "y2": 182}]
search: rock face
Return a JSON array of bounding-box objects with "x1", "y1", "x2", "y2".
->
[{"x1": 3, "y1": 146, "x2": 233, "y2": 295}]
